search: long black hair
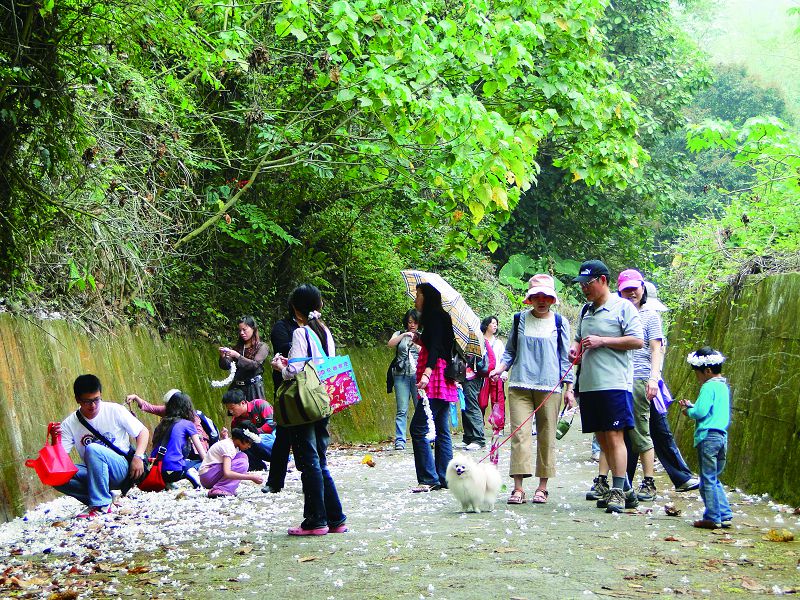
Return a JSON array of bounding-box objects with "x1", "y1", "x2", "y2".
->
[
  {"x1": 289, "y1": 284, "x2": 331, "y2": 355},
  {"x1": 416, "y1": 283, "x2": 453, "y2": 350},
  {"x1": 153, "y1": 391, "x2": 195, "y2": 447}
]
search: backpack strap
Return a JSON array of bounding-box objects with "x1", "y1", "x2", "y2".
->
[
  {"x1": 554, "y1": 313, "x2": 563, "y2": 375},
  {"x1": 287, "y1": 327, "x2": 329, "y2": 365},
  {"x1": 508, "y1": 311, "x2": 522, "y2": 360}
]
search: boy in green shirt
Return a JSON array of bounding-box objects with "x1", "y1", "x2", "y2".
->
[{"x1": 679, "y1": 346, "x2": 732, "y2": 529}]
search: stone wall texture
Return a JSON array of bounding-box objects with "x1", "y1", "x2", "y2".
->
[
  {"x1": 664, "y1": 273, "x2": 800, "y2": 506},
  {"x1": 0, "y1": 315, "x2": 396, "y2": 522}
]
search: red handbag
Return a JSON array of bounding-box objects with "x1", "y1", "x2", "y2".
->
[
  {"x1": 137, "y1": 447, "x2": 167, "y2": 492},
  {"x1": 25, "y1": 422, "x2": 79, "y2": 486}
]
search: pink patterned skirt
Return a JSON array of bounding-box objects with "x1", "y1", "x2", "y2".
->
[{"x1": 416, "y1": 346, "x2": 458, "y2": 403}]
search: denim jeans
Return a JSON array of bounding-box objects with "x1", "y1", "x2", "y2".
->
[
  {"x1": 55, "y1": 443, "x2": 130, "y2": 507},
  {"x1": 410, "y1": 397, "x2": 453, "y2": 486},
  {"x1": 288, "y1": 417, "x2": 345, "y2": 530},
  {"x1": 650, "y1": 410, "x2": 694, "y2": 486},
  {"x1": 461, "y1": 378, "x2": 485, "y2": 446},
  {"x1": 243, "y1": 432, "x2": 275, "y2": 471},
  {"x1": 393, "y1": 374, "x2": 418, "y2": 445},
  {"x1": 697, "y1": 431, "x2": 733, "y2": 524},
  {"x1": 625, "y1": 407, "x2": 695, "y2": 487},
  {"x1": 267, "y1": 424, "x2": 292, "y2": 490}
]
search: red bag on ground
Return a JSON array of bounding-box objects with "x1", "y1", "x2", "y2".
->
[
  {"x1": 25, "y1": 422, "x2": 78, "y2": 486},
  {"x1": 137, "y1": 460, "x2": 165, "y2": 492}
]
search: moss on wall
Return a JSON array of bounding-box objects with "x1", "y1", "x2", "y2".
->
[
  {"x1": 0, "y1": 316, "x2": 401, "y2": 521},
  {"x1": 664, "y1": 273, "x2": 800, "y2": 506}
]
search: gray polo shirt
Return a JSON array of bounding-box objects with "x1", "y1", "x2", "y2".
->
[{"x1": 575, "y1": 294, "x2": 643, "y2": 393}]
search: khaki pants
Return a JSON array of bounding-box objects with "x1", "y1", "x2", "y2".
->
[{"x1": 508, "y1": 387, "x2": 560, "y2": 478}]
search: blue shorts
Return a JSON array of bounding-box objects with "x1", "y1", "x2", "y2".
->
[{"x1": 579, "y1": 390, "x2": 634, "y2": 433}]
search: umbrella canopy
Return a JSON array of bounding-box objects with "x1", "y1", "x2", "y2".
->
[{"x1": 401, "y1": 270, "x2": 485, "y2": 356}]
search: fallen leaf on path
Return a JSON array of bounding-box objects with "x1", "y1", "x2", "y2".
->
[
  {"x1": 361, "y1": 455, "x2": 376, "y2": 467},
  {"x1": 47, "y1": 592, "x2": 79, "y2": 600},
  {"x1": 298, "y1": 556, "x2": 318, "y2": 563},
  {"x1": 51, "y1": 520, "x2": 68, "y2": 528},
  {"x1": 663, "y1": 536, "x2": 682, "y2": 542},
  {"x1": 763, "y1": 529, "x2": 794, "y2": 542},
  {"x1": 741, "y1": 577, "x2": 766, "y2": 592},
  {"x1": 664, "y1": 504, "x2": 681, "y2": 516},
  {"x1": 10, "y1": 548, "x2": 23, "y2": 555},
  {"x1": 127, "y1": 566, "x2": 150, "y2": 574},
  {"x1": 236, "y1": 546, "x2": 253, "y2": 555}
]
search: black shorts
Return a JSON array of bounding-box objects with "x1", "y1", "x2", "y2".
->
[{"x1": 579, "y1": 389, "x2": 634, "y2": 433}]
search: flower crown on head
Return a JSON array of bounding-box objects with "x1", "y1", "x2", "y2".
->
[
  {"x1": 686, "y1": 351, "x2": 726, "y2": 367},
  {"x1": 242, "y1": 429, "x2": 260, "y2": 443}
]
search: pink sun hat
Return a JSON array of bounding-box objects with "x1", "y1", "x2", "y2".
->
[
  {"x1": 617, "y1": 269, "x2": 645, "y2": 291},
  {"x1": 523, "y1": 273, "x2": 559, "y2": 304}
]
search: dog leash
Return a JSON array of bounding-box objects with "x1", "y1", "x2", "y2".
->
[{"x1": 477, "y1": 346, "x2": 583, "y2": 465}]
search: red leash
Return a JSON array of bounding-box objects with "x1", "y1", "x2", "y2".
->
[{"x1": 477, "y1": 346, "x2": 583, "y2": 464}]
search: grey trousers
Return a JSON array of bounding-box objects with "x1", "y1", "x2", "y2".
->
[{"x1": 461, "y1": 378, "x2": 485, "y2": 446}]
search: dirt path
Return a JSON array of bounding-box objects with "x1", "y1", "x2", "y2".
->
[{"x1": 1, "y1": 428, "x2": 798, "y2": 599}]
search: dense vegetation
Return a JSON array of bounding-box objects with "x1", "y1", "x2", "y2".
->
[{"x1": 1, "y1": 0, "x2": 797, "y2": 343}]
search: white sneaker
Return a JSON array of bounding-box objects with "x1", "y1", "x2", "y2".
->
[
  {"x1": 676, "y1": 476, "x2": 700, "y2": 492},
  {"x1": 453, "y1": 441, "x2": 468, "y2": 449},
  {"x1": 465, "y1": 442, "x2": 482, "y2": 451},
  {"x1": 185, "y1": 467, "x2": 201, "y2": 489}
]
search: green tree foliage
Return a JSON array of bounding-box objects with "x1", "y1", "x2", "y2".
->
[
  {"x1": 1, "y1": 0, "x2": 647, "y2": 343},
  {"x1": 496, "y1": 0, "x2": 711, "y2": 283},
  {"x1": 667, "y1": 117, "x2": 800, "y2": 307}
]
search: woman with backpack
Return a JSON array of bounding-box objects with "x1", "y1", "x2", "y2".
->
[
  {"x1": 387, "y1": 309, "x2": 421, "y2": 451},
  {"x1": 270, "y1": 284, "x2": 347, "y2": 536},
  {"x1": 127, "y1": 390, "x2": 219, "y2": 461},
  {"x1": 489, "y1": 274, "x2": 575, "y2": 505},
  {"x1": 148, "y1": 391, "x2": 207, "y2": 489}
]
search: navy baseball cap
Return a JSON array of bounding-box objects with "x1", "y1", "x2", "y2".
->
[{"x1": 572, "y1": 260, "x2": 610, "y2": 283}]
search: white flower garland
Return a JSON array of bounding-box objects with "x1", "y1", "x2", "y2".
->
[
  {"x1": 242, "y1": 429, "x2": 260, "y2": 443},
  {"x1": 686, "y1": 351, "x2": 726, "y2": 367},
  {"x1": 417, "y1": 389, "x2": 436, "y2": 441},
  {"x1": 211, "y1": 361, "x2": 236, "y2": 388}
]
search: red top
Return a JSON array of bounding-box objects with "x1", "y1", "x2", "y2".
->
[{"x1": 232, "y1": 399, "x2": 274, "y2": 435}]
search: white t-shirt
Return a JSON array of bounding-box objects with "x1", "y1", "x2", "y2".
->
[
  {"x1": 199, "y1": 438, "x2": 239, "y2": 474},
  {"x1": 60, "y1": 402, "x2": 145, "y2": 460}
]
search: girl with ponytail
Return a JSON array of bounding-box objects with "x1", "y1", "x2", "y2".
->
[{"x1": 271, "y1": 284, "x2": 347, "y2": 536}]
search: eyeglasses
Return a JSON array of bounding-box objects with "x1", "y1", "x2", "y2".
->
[
  {"x1": 579, "y1": 277, "x2": 599, "y2": 288},
  {"x1": 78, "y1": 397, "x2": 101, "y2": 406}
]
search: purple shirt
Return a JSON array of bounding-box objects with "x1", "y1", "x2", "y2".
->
[{"x1": 154, "y1": 419, "x2": 198, "y2": 472}]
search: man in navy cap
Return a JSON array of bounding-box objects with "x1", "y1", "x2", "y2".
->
[{"x1": 570, "y1": 260, "x2": 644, "y2": 513}]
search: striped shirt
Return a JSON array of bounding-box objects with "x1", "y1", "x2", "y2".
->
[{"x1": 632, "y1": 309, "x2": 664, "y2": 380}]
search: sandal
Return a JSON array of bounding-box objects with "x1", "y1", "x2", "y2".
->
[
  {"x1": 507, "y1": 489, "x2": 526, "y2": 505},
  {"x1": 531, "y1": 489, "x2": 549, "y2": 504}
]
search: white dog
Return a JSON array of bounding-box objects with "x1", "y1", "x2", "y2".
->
[{"x1": 445, "y1": 453, "x2": 501, "y2": 513}]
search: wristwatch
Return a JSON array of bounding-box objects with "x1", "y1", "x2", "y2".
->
[{"x1": 133, "y1": 453, "x2": 146, "y2": 460}]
